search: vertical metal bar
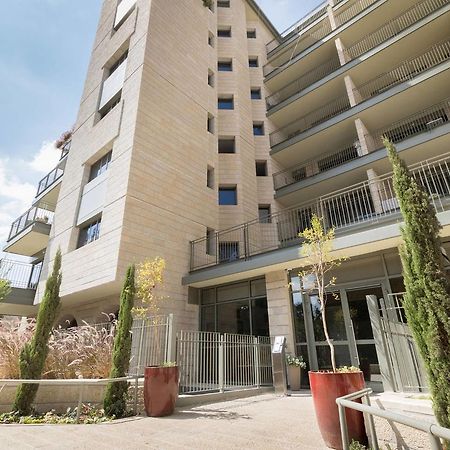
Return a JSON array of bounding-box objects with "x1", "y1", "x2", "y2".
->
[
  {"x1": 219, "y1": 335, "x2": 224, "y2": 393},
  {"x1": 364, "y1": 393, "x2": 380, "y2": 450},
  {"x1": 338, "y1": 403, "x2": 350, "y2": 450},
  {"x1": 429, "y1": 434, "x2": 443, "y2": 450}
]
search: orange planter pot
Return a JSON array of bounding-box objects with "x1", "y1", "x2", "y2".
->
[
  {"x1": 309, "y1": 371, "x2": 367, "y2": 449},
  {"x1": 144, "y1": 366, "x2": 179, "y2": 417}
]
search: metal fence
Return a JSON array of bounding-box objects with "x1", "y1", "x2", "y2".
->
[
  {"x1": 0, "y1": 259, "x2": 42, "y2": 289},
  {"x1": 191, "y1": 152, "x2": 450, "y2": 271},
  {"x1": 176, "y1": 331, "x2": 272, "y2": 394},
  {"x1": 36, "y1": 166, "x2": 65, "y2": 197},
  {"x1": 8, "y1": 203, "x2": 55, "y2": 242},
  {"x1": 128, "y1": 314, "x2": 174, "y2": 377},
  {"x1": 343, "y1": 0, "x2": 448, "y2": 60},
  {"x1": 334, "y1": 0, "x2": 377, "y2": 27}
]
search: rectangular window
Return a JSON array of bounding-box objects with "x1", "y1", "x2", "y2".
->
[
  {"x1": 77, "y1": 217, "x2": 102, "y2": 248},
  {"x1": 99, "y1": 93, "x2": 121, "y2": 119},
  {"x1": 208, "y1": 31, "x2": 215, "y2": 47},
  {"x1": 206, "y1": 228, "x2": 216, "y2": 255},
  {"x1": 247, "y1": 29, "x2": 256, "y2": 39},
  {"x1": 255, "y1": 160, "x2": 268, "y2": 176},
  {"x1": 251, "y1": 88, "x2": 261, "y2": 100},
  {"x1": 217, "y1": 27, "x2": 231, "y2": 38},
  {"x1": 207, "y1": 166, "x2": 215, "y2": 188},
  {"x1": 218, "y1": 96, "x2": 234, "y2": 110},
  {"x1": 207, "y1": 113, "x2": 215, "y2": 133},
  {"x1": 218, "y1": 137, "x2": 235, "y2": 153},
  {"x1": 258, "y1": 205, "x2": 271, "y2": 223},
  {"x1": 217, "y1": 0, "x2": 230, "y2": 6},
  {"x1": 219, "y1": 242, "x2": 239, "y2": 262},
  {"x1": 89, "y1": 151, "x2": 112, "y2": 181},
  {"x1": 249, "y1": 57, "x2": 259, "y2": 68},
  {"x1": 219, "y1": 186, "x2": 237, "y2": 205},
  {"x1": 218, "y1": 59, "x2": 233, "y2": 72},
  {"x1": 253, "y1": 122, "x2": 264, "y2": 136},
  {"x1": 109, "y1": 50, "x2": 128, "y2": 76},
  {"x1": 208, "y1": 70, "x2": 215, "y2": 87}
]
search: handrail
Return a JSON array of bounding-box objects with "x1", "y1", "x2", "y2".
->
[
  {"x1": 0, "y1": 260, "x2": 42, "y2": 289},
  {"x1": 336, "y1": 388, "x2": 450, "y2": 449},
  {"x1": 8, "y1": 203, "x2": 55, "y2": 242},
  {"x1": 36, "y1": 165, "x2": 65, "y2": 197}
]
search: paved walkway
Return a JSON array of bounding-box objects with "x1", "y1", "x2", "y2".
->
[{"x1": 0, "y1": 393, "x2": 327, "y2": 450}]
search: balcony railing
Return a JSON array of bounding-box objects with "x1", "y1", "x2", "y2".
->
[
  {"x1": 0, "y1": 260, "x2": 42, "y2": 290},
  {"x1": 36, "y1": 166, "x2": 65, "y2": 198},
  {"x1": 343, "y1": 0, "x2": 449, "y2": 61},
  {"x1": 334, "y1": 0, "x2": 378, "y2": 27},
  {"x1": 272, "y1": 99, "x2": 450, "y2": 191},
  {"x1": 8, "y1": 203, "x2": 55, "y2": 242},
  {"x1": 60, "y1": 140, "x2": 71, "y2": 160},
  {"x1": 266, "y1": 56, "x2": 341, "y2": 110},
  {"x1": 190, "y1": 152, "x2": 450, "y2": 271}
]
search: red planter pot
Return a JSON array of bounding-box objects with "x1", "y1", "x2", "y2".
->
[
  {"x1": 144, "y1": 366, "x2": 179, "y2": 417},
  {"x1": 309, "y1": 371, "x2": 367, "y2": 449}
]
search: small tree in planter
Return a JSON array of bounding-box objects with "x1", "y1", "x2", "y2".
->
[
  {"x1": 298, "y1": 216, "x2": 367, "y2": 449},
  {"x1": 133, "y1": 257, "x2": 178, "y2": 417},
  {"x1": 104, "y1": 264, "x2": 135, "y2": 418}
]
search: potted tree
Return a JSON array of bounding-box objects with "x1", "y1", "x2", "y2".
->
[
  {"x1": 286, "y1": 354, "x2": 306, "y2": 391},
  {"x1": 133, "y1": 257, "x2": 179, "y2": 417},
  {"x1": 299, "y1": 216, "x2": 367, "y2": 449}
]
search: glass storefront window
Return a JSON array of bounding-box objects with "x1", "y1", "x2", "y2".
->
[
  {"x1": 316, "y1": 345, "x2": 351, "y2": 370},
  {"x1": 310, "y1": 292, "x2": 346, "y2": 342},
  {"x1": 217, "y1": 282, "x2": 249, "y2": 302},
  {"x1": 292, "y1": 292, "x2": 307, "y2": 342},
  {"x1": 201, "y1": 306, "x2": 216, "y2": 332},
  {"x1": 217, "y1": 300, "x2": 250, "y2": 335},
  {"x1": 251, "y1": 298, "x2": 269, "y2": 336}
]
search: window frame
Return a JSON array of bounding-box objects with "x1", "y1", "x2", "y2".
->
[
  {"x1": 218, "y1": 186, "x2": 238, "y2": 205},
  {"x1": 77, "y1": 217, "x2": 102, "y2": 248},
  {"x1": 89, "y1": 151, "x2": 112, "y2": 182}
]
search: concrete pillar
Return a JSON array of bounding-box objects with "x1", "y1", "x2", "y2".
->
[
  {"x1": 266, "y1": 270, "x2": 296, "y2": 354},
  {"x1": 354, "y1": 118, "x2": 373, "y2": 155},
  {"x1": 367, "y1": 168, "x2": 384, "y2": 214},
  {"x1": 335, "y1": 38, "x2": 351, "y2": 66},
  {"x1": 344, "y1": 75, "x2": 363, "y2": 107},
  {"x1": 327, "y1": 4, "x2": 337, "y2": 31}
]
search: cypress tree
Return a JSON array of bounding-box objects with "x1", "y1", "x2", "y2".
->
[
  {"x1": 386, "y1": 138, "x2": 450, "y2": 429},
  {"x1": 104, "y1": 264, "x2": 135, "y2": 418},
  {"x1": 13, "y1": 249, "x2": 62, "y2": 415}
]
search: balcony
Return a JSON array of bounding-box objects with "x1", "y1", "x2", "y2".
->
[
  {"x1": 190, "y1": 152, "x2": 450, "y2": 271},
  {"x1": 4, "y1": 203, "x2": 55, "y2": 257},
  {"x1": 0, "y1": 260, "x2": 41, "y2": 316},
  {"x1": 273, "y1": 99, "x2": 450, "y2": 191},
  {"x1": 269, "y1": 39, "x2": 450, "y2": 149}
]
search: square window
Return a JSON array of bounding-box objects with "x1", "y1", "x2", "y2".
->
[
  {"x1": 249, "y1": 57, "x2": 259, "y2": 68},
  {"x1": 217, "y1": 27, "x2": 231, "y2": 38},
  {"x1": 218, "y1": 96, "x2": 234, "y2": 110},
  {"x1": 255, "y1": 161, "x2": 268, "y2": 176},
  {"x1": 208, "y1": 70, "x2": 215, "y2": 87},
  {"x1": 207, "y1": 166, "x2": 215, "y2": 189},
  {"x1": 253, "y1": 122, "x2": 264, "y2": 136},
  {"x1": 219, "y1": 186, "x2": 237, "y2": 205},
  {"x1": 218, "y1": 137, "x2": 236, "y2": 153},
  {"x1": 218, "y1": 60, "x2": 233, "y2": 72},
  {"x1": 258, "y1": 205, "x2": 271, "y2": 223},
  {"x1": 89, "y1": 151, "x2": 112, "y2": 181},
  {"x1": 219, "y1": 242, "x2": 239, "y2": 262},
  {"x1": 207, "y1": 113, "x2": 215, "y2": 133},
  {"x1": 77, "y1": 217, "x2": 102, "y2": 248},
  {"x1": 247, "y1": 29, "x2": 256, "y2": 38},
  {"x1": 218, "y1": 0, "x2": 230, "y2": 7},
  {"x1": 251, "y1": 88, "x2": 261, "y2": 100}
]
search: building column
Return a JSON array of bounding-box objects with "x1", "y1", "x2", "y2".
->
[
  {"x1": 354, "y1": 118, "x2": 373, "y2": 155},
  {"x1": 266, "y1": 270, "x2": 296, "y2": 354},
  {"x1": 335, "y1": 38, "x2": 351, "y2": 65},
  {"x1": 344, "y1": 75, "x2": 362, "y2": 107},
  {"x1": 367, "y1": 168, "x2": 384, "y2": 214},
  {"x1": 327, "y1": 4, "x2": 337, "y2": 31}
]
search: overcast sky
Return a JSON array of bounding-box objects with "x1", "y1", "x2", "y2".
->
[{"x1": 0, "y1": 0, "x2": 320, "y2": 251}]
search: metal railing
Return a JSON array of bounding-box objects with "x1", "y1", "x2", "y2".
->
[
  {"x1": 60, "y1": 140, "x2": 71, "y2": 159},
  {"x1": 36, "y1": 166, "x2": 65, "y2": 197},
  {"x1": 266, "y1": 56, "x2": 341, "y2": 110},
  {"x1": 176, "y1": 331, "x2": 272, "y2": 394},
  {"x1": 355, "y1": 39, "x2": 450, "y2": 102},
  {"x1": 337, "y1": 388, "x2": 450, "y2": 449},
  {"x1": 190, "y1": 152, "x2": 450, "y2": 271},
  {"x1": 334, "y1": 0, "x2": 377, "y2": 27},
  {"x1": 343, "y1": 0, "x2": 449, "y2": 61},
  {"x1": 272, "y1": 99, "x2": 450, "y2": 191},
  {"x1": 8, "y1": 203, "x2": 55, "y2": 242},
  {"x1": 266, "y1": 2, "x2": 328, "y2": 54},
  {"x1": 270, "y1": 94, "x2": 351, "y2": 147},
  {"x1": 0, "y1": 260, "x2": 42, "y2": 290}
]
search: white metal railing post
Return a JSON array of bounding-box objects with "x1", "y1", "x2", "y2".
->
[
  {"x1": 136, "y1": 319, "x2": 145, "y2": 376},
  {"x1": 363, "y1": 391, "x2": 379, "y2": 450},
  {"x1": 254, "y1": 337, "x2": 260, "y2": 388},
  {"x1": 167, "y1": 313, "x2": 174, "y2": 362},
  {"x1": 219, "y1": 335, "x2": 225, "y2": 393},
  {"x1": 338, "y1": 402, "x2": 349, "y2": 449}
]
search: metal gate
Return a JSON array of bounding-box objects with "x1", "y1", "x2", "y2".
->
[
  {"x1": 176, "y1": 331, "x2": 273, "y2": 394},
  {"x1": 379, "y1": 293, "x2": 428, "y2": 392}
]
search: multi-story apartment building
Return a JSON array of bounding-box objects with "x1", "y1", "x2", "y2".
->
[{"x1": 1, "y1": 0, "x2": 449, "y2": 392}]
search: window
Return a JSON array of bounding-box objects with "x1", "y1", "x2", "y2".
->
[
  {"x1": 218, "y1": 0, "x2": 230, "y2": 6},
  {"x1": 253, "y1": 122, "x2": 264, "y2": 136},
  {"x1": 77, "y1": 217, "x2": 102, "y2": 248},
  {"x1": 208, "y1": 31, "x2": 215, "y2": 47},
  {"x1": 207, "y1": 166, "x2": 215, "y2": 189},
  {"x1": 89, "y1": 151, "x2": 112, "y2": 181},
  {"x1": 217, "y1": 27, "x2": 231, "y2": 38},
  {"x1": 219, "y1": 186, "x2": 237, "y2": 205},
  {"x1": 255, "y1": 160, "x2": 268, "y2": 176},
  {"x1": 258, "y1": 205, "x2": 271, "y2": 223},
  {"x1": 99, "y1": 93, "x2": 121, "y2": 119},
  {"x1": 219, "y1": 242, "x2": 239, "y2": 262},
  {"x1": 218, "y1": 137, "x2": 235, "y2": 153},
  {"x1": 251, "y1": 88, "x2": 261, "y2": 100},
  {"x1": 218, "y1": 96, "x2": 234, "y2": 110},
  {"x1": 109, "y1": 50, "x2": 128, "y2": 76},
  {"x1": 247, "y1": 29, "x2": 256, "y2": 38},
  {"x1": 249, "y1": 57, "x2": 259, "y2": 68},
  {"x1": 218, "y1": 59, "x2": 233, "y2": 72},
  {"x1": 208, "y1": 70, "x2": 215, "y2": 87},
  {"x1": 206, "y1": 228, "x2": 216, "y2": 255},
  {"x1": 207, "y1": 113, "x2": 215, "y2": 133}
]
